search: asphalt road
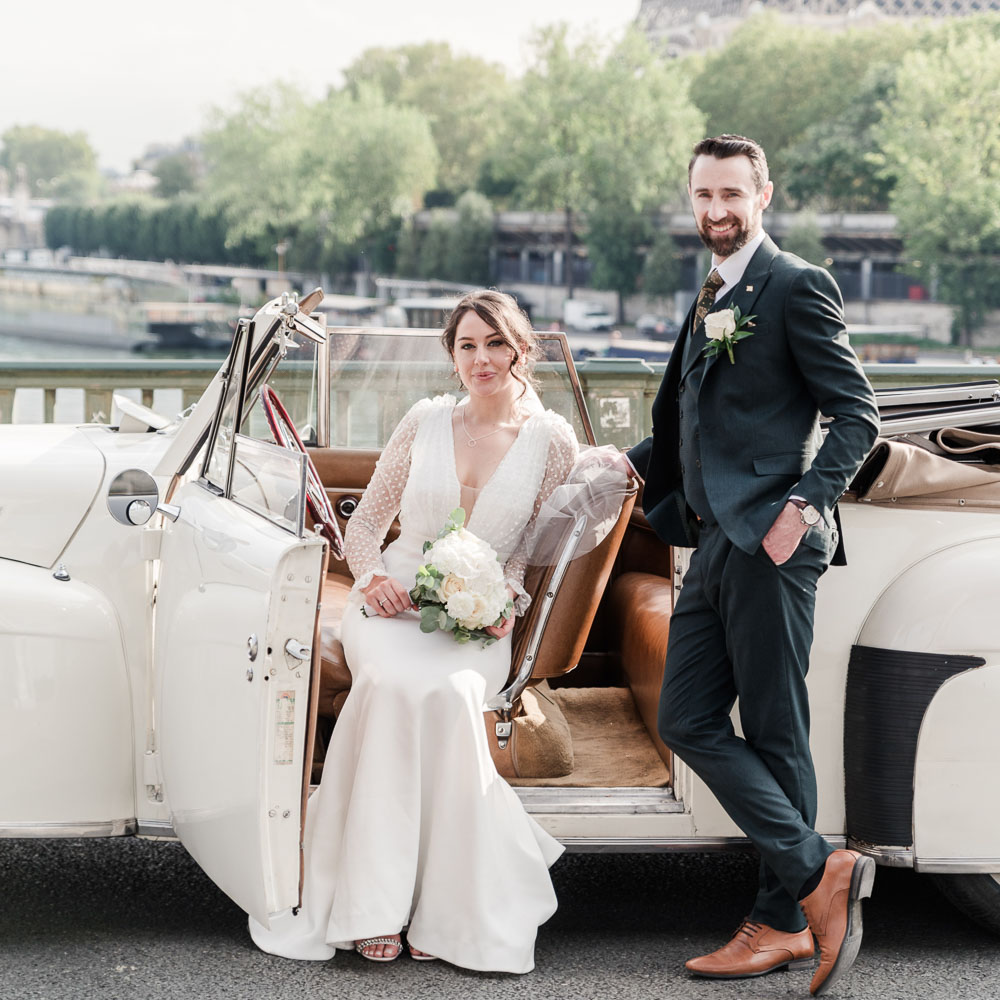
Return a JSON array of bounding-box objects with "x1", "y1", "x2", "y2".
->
[{"x1": 0, "y1": 839, "x2": 996, "y2": 1000}]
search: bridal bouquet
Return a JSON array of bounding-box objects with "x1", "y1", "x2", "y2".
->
[{"x1": 410, "y1": 508, "x2": 513, "y2": 647}]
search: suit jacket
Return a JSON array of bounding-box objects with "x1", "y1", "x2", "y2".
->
[{"x1": 628, "y1": 236, "x2": 879, "y2": 566}]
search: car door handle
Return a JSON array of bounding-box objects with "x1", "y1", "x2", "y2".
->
[{"x1": 284, "y1": 639, "x2": 311, "y2": 662}]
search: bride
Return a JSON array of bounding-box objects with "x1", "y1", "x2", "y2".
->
[{"x1": 249, "y1": 289, "x2": 578, "y2": 973}]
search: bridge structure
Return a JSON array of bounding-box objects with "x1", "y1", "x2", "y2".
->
[{"x1": 637, "y1": 0, "x2": 1000, "y2": 55}]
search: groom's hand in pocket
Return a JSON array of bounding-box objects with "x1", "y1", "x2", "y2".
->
[{"x1": 762, "y1": 502, "x2": 810, "y2": 565}]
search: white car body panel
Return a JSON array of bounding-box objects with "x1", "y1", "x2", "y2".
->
[
  {"x1": 0, "y1": 425, "x2": 105, "y2": 567},
  {"x1": 0, "y1": 560, "x2": 133, "y2": 827},
  {"x1": 154, "y1": 479, "x2": 324, "y2": 926},
  {"x1": 914, "y1": 665, "x2": 1000, "y2": 868}
]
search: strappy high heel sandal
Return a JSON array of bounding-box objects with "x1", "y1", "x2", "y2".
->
[{"x1": 354, "y1": 935, "x2": 403, "y2": 962}]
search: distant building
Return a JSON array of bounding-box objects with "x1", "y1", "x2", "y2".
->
[{"x1": 637, "y1": 0, "x2": 1000, "y2": 56}]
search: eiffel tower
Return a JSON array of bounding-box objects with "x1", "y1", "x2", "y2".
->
[{"x1": 637, "y1": 0, "x2": 1000, "y2": 56}]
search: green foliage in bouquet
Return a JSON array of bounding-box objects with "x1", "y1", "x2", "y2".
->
[{"x1": 408, "y1": 508, "x2": 513, "y2": 647}]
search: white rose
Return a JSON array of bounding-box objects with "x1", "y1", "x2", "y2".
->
[
  {"x1": 704, "y1": 309, "x2": 736, "y2": 341},
  {"x1": 446, "y1": 591, "x2": 476, "y2": 621},
  {"x1": 438, "y1": 573, "x2": 464, "y2": 600}
]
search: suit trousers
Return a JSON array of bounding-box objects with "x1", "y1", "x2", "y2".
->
[{"x1": 657, "y1": 522, "x2": 834, "y2": 932}]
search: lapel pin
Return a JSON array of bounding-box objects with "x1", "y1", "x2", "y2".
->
[{"x1": 745, "y1": 284, "x2": 754, "y2": 292}]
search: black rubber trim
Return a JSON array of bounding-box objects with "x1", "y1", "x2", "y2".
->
[{"x1": 844, "y1": 644, "x2": 984, "y2": 848}]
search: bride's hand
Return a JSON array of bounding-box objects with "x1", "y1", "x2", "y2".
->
[
  {"x1": 363, "y1": 575, "x2": 415, "y2": 617},
  {"x1": 484, "y1": 615, "x2": 515, "y2": 640},
  {"x1": 484, "y1": 586, "x2": 517, "y2": 639}
]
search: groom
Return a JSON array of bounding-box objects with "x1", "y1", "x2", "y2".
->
[{"x1": 628, "y1": 135, "x2": 879, "y2": 996}]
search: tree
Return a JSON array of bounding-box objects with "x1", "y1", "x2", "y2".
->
[
  {"x1": 780, "y1": 214, "x2": 828, "y2": 268},
  {"x1": 342, "y1": 43, "x2": 509, "y2": 198},
  {"x1": 879, "y1": 22, "x2": 1000, "y2": 344},
  {"x1": 491, "y1": 26, "x2": 703, "y2": 296},
  {"x1": 689, "y1": 13, "x2": 918, "y2": 207},
  {"x1": 153, "y1": 151, "x2": 199, "y2": 198},
  {"x1": 418, "y1": 210, "x2": 452, "y2": 280},
  {"x1": 200, "y1": 83, "x2": 438, "y2": 275},
  {"x1": 586, "y1": 200, "x2": 651, "y2": 321},
  {"x1": 642, "y1": 227, "x2": 682, "y2": 300},
  {"x1": 781, "y1": 63, "x2": 900, "y2": 212},
  {"x1": 446, "y1": 191, "x2": 494, "y2": 284},
  {"x1": 0, "y1": 124, "x2": 100, "y2": 198}
]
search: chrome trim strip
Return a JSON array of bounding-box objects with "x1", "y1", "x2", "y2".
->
[
  {"x1": 879, "y1": 405, "x2": 1000, "y2": 435},
  {"x1": 136, "y1": 820, "x2": 177, "y2": 839},
  {"x1": 557, "y1": 835, "x2": 848, "y2": 854},
  {"x1": 848, "y1": 840, "x2": 914, "y2": 868},
  {"x1": 0, "y1": 818, "x2": 136, "y2": 838},
  {"x1": 915, "y1": 858, "x2": 1000, "y2": 874},
  {"x1": 316, "y1": 318, "x2": 330, "y2": 448},
  {"x1": 516, "y1": 786, "x2": 683, "y2": 815}
]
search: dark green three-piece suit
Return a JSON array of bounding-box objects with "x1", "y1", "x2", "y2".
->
[{"x1": 628, "y1": 235, "x2": 879, "y2": 932}]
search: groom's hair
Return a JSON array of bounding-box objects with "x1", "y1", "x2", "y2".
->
[{"x1": 689, "y1": 134, "x2": 769, "y2": 192}]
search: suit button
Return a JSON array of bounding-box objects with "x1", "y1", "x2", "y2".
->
[
  {"x1": 678, "y1": 439, "x2": 683, "y2": 447},
  {"x1": 679, "y1": 384, "x2": 685, "y2": 394},
  {"x1": 695, "y1": 459, "x2": 702, "y2": 468}
]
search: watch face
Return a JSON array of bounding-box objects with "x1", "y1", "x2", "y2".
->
[{"x1": 801, "y1": 504, "x2": 821, "y2": 526}]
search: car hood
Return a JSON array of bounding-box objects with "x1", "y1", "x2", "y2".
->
[{"x1": 0, "y1": 425, "x2": 105, "y2": 568}]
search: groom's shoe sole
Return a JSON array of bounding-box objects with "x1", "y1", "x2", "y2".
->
[{"x1": 801, "y1": 850, "x2": 876, "y2": 996}]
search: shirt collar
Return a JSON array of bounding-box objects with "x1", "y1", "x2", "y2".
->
[{"x1": 712, "y1": 229, "x2": 767, "y2": 297}]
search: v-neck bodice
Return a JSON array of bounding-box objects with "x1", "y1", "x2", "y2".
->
[
  {"x1": 399, "y1": 396, "x2": 551, "y2": 559},
  {"x1": 449, "y1": 404, "x2": 540, "y2": 524}
]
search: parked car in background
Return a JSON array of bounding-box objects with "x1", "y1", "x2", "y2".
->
[
  {"x1": 635, "y1": 314, "x2": 679, "y2": 341},
  {"x1": 563, "y1": 299, "x2": 614, "y2": 331},
  {"x1": 3, "y1": 292, "x2": 1000, "y2": 942}
]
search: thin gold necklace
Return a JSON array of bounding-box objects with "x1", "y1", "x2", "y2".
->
[{"x1": 460, "y1": 406, "x2": 509, "y2": 448}]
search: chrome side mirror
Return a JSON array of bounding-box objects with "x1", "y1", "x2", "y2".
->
[{"x1": 107, "y1": 470, "x2": 160, "y2": 526}]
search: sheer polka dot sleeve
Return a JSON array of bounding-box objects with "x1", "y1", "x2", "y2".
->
[
  {"x1": 503, "y1": 414, "x2": 579, "y2": 614},
  {"x1": 343, "y1": 401, "x2": 429, "y2": 591}
]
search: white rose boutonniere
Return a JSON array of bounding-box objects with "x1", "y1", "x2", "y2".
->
[{"x1": 702, "y1": 305, "x2": 756, "y2": 365}]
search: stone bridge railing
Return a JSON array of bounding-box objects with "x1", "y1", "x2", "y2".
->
[{"x1": 3, "y1": 358, "x2": 999, "y2": 450}]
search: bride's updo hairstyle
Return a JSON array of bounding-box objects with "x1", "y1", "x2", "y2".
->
[{"x1": 441, "y1": 289, "x2": 541, "y2": 399}]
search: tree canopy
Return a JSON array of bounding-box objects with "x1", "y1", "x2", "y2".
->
[
  {"x1": 879, "y1": 20, "x2": 1000, "y2": 343},
  {"x1": 0, "y1": 124, "x2": 100, "y2": 200}
]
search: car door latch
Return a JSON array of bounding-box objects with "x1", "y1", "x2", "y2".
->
[{"x1": 284, "y1": 638, "x2": 311, "y2": 664}]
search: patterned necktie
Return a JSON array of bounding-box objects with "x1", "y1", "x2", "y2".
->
[{"x1": 694, "y1": 268, "x2": 725, "y2": 328}]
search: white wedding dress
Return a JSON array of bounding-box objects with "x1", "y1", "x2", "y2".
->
[{"x1": 249, "y1": 395, "x2": 578, "y2": 973}]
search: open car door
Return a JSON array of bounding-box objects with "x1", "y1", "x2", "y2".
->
[{"x1": 153, "y1": 315, "x2": 327, "y2": 927}]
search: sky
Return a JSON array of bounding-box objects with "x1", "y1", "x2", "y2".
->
[{"x1": 3, "y1": 1, "x2": 640, "y2": 173}]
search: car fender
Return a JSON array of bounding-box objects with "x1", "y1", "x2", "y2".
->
[
  {"x1": 850, "y1": 537, "x2": 1000, "y2": 868},
  {"x1": 0, "y1": 560, "x2": 134, "y2": 832}
]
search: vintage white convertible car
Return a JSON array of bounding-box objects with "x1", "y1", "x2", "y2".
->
[{"x1": 2, "y1": 292, "x2": 999, "y2": 938}]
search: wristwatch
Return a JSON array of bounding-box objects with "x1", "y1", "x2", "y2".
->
[{"x1": 789, "y1": 498, "x2": 822, "y2": 526}]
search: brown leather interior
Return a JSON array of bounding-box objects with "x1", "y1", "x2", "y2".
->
[
  {"x1": 318, "y1": 572, "x2": 354, "y2": 719},
  {"x1": 310, "y1": 449, "x2": 674, "y2": 789},
  {"x1": 510, "y1": 491, "x2": 637, "y2": 680},
  {"x1": 608, "y1": 571, "x2": 673, "y2": 772},
  {"x1": 308, "y1": 448, "x2": 401, "y2": 557}
]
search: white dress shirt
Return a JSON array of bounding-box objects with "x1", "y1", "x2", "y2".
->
[{"x1": 710, "y1": 229, "x2": 767, "y2": 301}]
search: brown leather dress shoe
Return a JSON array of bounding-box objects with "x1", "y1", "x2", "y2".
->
[
  {"x1": 800, "y1": 849, "x2": 876, "y2": 996},
  {"x1": 685, "y1": 919, "x2": 814, "y2": 979}
]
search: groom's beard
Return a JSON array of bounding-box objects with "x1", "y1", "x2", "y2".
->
[{"x1": 696, "y1": 208, "x2": 761, "y2": 257}]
